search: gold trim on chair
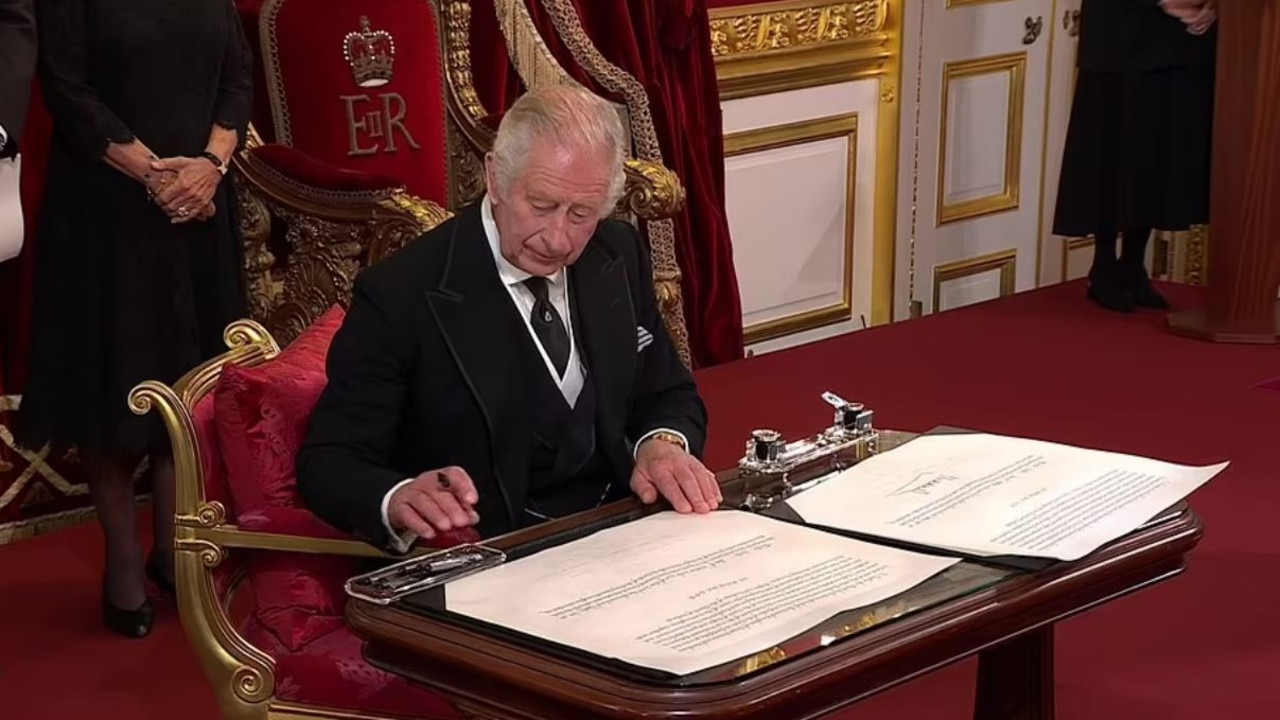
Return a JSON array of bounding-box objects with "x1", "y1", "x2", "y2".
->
[
  {"x1": 257, "y1": 0, "x2": 495, "y2": 210},
  {"x1": 130, "y1": 320, "x2": 426, "y2": 720},
  {"x1": 231, "y1": 149, "x2": 452, "y2": 346}
]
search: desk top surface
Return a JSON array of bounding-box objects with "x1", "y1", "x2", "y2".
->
[{"x1": 346, "y1": 430, "x2": 1204, "y2": 719}]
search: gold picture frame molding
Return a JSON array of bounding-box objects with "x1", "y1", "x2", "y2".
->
[
  {"x1": 724, "y1": 114, "x2": 861, "y2": 345},
  {"x1": 710, "y1": 0, "x2": 901, "y2": 327}
]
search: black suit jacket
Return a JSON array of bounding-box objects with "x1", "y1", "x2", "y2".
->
[
  {"x1": 1078, "y1": 0, "x2": 1217, "y2": 73},
  {"x1": 0, "y1": 0, "x2": 36, "y2": 155},
  {"x1": 297, "y1": 202, "x2": 708, "y2": 548}
]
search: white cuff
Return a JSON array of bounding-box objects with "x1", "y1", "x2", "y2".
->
[
  {"x1": 381, "y1": 477, "x2": 418, "y2": 553},
  {"x1": 633, "y1": 428, "x2": 689, "y2": 459},
  {"x1": 0, "y1": 125, "x2": 7, "y2": 150}
]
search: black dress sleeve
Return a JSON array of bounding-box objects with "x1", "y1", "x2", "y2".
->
[
  {"x1": 0, "y1": 0, "x2": 38, "y2": 147},
  {"x1": 35, "y1": 0, "x2": 135, "y2": 161},
  {"x1": 213, "y1": 0, "x2": 253, "y2": 138}
]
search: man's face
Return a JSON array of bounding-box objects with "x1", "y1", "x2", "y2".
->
[{"x1": 485, "y1": 141, "x2": 614, "y2": 276}]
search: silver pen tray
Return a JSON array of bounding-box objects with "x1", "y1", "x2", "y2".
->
[{"x1": 345, "y1": 543, "x2": 506, "y2": 605}]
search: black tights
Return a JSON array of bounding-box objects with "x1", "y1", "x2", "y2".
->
[
  {"x1": 1090, "y1": 228, "x2": 1152, "y2": 278},
  {"x1": 90, "y1": 449, "x2": 174, "y2": 610}
]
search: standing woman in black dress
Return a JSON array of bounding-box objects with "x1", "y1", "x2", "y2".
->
[
  {"x1": 17, "y1": 0, "x2": 252, "y2": 637},
  {"x1": 1054, "y1": 0, "x2": 1218, "y2": 312}
]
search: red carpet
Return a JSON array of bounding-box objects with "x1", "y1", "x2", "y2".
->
[{"x1": 2, "y1": 280, "x2": 1278, "y2": 718}]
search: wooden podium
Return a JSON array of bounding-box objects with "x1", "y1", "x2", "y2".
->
[{"x1": 1168, "y1": 1, "x2": 1280, "y2": 343}]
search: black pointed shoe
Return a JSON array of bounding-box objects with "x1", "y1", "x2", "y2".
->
[
  {"x1": 102, "y1": 583, "x2": 155, "y2": 639},
  {"x1": 1123, "y1": 265, "x2": 1170, "y2": 310},
  {"x1": 1086, "y1": 270, "x2": 1135, "y2": 313}
]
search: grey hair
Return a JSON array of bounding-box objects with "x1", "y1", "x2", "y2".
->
[{"x1": 491, "y1": 84, "x2": 628, "y2": 215}]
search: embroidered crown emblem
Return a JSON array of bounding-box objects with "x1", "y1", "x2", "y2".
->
[{"x1": 343, "y1": 16, "x2": 395, "y2": 88}]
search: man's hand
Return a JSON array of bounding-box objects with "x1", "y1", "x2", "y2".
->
[
  {"x1": 149, "y1": 156, "x2": 222, "y2": 221},
  {"x1": 387, "y1": 466, "x2": 481, "y2": 541},
  {"x1": 1159, "y1": 0, "x2": 1203, "y2": 19},
  {"x1": 1184, "y1": 1, "x2": 1217, "y2": 34},
  {"x1": 631, "y1": 438, "x2": 722, "y2": 513}
]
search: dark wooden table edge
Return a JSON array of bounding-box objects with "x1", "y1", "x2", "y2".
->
[{"x1": 349, "y1": 509, "x2": 1205, "y2": 719}]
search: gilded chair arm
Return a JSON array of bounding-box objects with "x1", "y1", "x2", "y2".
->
[
  {"x1": 191, "y1": 525, "x2": 458, "y2": 560},
  {"x1": 622, "y1": 158, "x2": 686, "y2": 220},
  {"x1": 190, "y1": 526, "x2": 399, "y2": 558}
]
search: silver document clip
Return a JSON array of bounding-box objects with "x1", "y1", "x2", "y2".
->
[{"x1": 344, "y1": 544, "x2": 506, "y2": 605}]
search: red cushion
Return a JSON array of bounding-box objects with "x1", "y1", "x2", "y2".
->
[
  {"x1": 259, "y1": 0, "x2": 450, "y2": 205},
  {"x1": 215, "y1": 305, "x2": 343, "y2": 514},
  {"x1": 240, "y1": 615, "x2": 462, "y2": 720},
  {"x1": 213, "y1": 306, "x2": 348, "y2": 650}
]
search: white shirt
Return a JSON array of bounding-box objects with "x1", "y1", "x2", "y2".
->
[
  {"x1": 379, "y1": 197, "x2": 685, "y2": 548},
  {"x1": 480, "y1": 196, "x2": 586, "y2": 407},
  {"x1": 0, "y1": 125, "x2": 7, "y2": 149}
]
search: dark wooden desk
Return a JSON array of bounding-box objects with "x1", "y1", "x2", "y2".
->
[{"x1": 347, "y1": 440, "x2": 1205, "y2": 720}]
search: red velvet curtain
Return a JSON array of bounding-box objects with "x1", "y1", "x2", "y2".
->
[
  {"x1": 0, "y1": 81, "x2": 52, "y2": 396},
  {"x1": 470, "y1": 0, "x2": 744, "y2": 369}
]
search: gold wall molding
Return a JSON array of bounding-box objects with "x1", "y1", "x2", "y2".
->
[
  {"x1": 725, "y1": 114, "x2": 860, "y2": 345},
  {"x1": 711, "y1": 0, "x2": 901, "y2": 327},
  {"x1": 945, "y1": 0, "x2": 1016, "y2": 7},
  {"x1": 936, "y1": 52, "x2": 1027, "y2": 226},
  {"x1": 1059, "y1": 229, "x2": 1209, "y2": 286},
  {"x1": 932, "y1": 248, "x2": 1017, "y2": 312},
  {"x1": 710, "y1": 0, "x2": 893, "y2": 99},
  {"x1": 1059, "y1": 236, "x2": 1093, "y2": 283}
]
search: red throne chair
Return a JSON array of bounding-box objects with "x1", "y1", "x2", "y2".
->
[
  {"x1": 250, "y1": 0, "x2": 472, "y2": 208},
  {"x1": 123, "y1": 3, "x2": 694, "y2": 719},
  {"x1": 232, "y1": 0, "x2": 689, "y2": 355}
]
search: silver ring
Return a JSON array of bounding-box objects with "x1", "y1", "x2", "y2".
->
[{"x1": 177, "y1": 206, "x2": 189, "y2": 217}]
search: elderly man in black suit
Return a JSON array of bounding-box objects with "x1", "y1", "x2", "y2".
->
[
  {"x1": 298, "y1": 85, "x2": 718, "y2": 552},
  {"x1": 0, "y1": 0, "x2": 36, "y2": 157}
]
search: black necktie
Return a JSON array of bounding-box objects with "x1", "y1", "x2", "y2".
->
[{"x1": 523, "y1": 276, "x2": 570, "y2": 377}]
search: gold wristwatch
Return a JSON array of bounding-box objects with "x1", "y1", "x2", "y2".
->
[{"x1": 644, "y1": 431, "x2": 688, "y2": 452}]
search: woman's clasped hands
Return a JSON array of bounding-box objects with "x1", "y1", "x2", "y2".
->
[
  {"x1": 145, "y1": 156, "x2": 222, "y2": 224},
  {"x1": 1159, "y1": 0, "x2": 1218, "y2": 35}
]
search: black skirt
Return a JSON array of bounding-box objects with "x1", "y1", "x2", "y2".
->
[
  {"x1": 15, "y1": 144, "x2": 247, "y2": 457},
  {"x1": 1053, "y1": 64, "x2": 1215, "y2": 237}
]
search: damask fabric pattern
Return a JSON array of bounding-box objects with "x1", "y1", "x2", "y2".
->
[
  {"x1": 211, "y1": 307, "x2": 476, "y2": 650},
  {"x1": 239, "y1": 613, "x2": 463, "y2": 719}
]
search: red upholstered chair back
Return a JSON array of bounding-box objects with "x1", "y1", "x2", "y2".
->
[
  {"x1": 257, "y1": 0, "x2": 451, "y2": 206},
  {"x1": 131, "y1": 308, "x2": 477, "y2": 718}
]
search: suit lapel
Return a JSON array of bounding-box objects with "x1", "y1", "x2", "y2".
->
[
  {"x1": 424, "y1": 204, "x2": 528, "y2": 529},
  {"x1": 571, "y1": 239, "x2": 636, "y2": 448}
]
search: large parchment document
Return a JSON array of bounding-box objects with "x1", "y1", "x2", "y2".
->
[
  {"x1": 788, "y1": 433, "x2": 1228, "y2": 561},
  {"x1": 445, "y1": 511, "x2": 959, "y2": 675}
]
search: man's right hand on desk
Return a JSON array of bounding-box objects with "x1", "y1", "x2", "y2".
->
[{"x1": 386, "y1": 467, "x2": 481, "y2": 540}]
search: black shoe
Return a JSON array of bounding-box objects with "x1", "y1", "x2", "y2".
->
[
  {"x1": 145, "y1": 554, "x2": 175, "y2": 597},
  {"x1": 1122, "y1": 265, "x2": 1170, "y2": 310},
  {"x1": 1086, "y1": 273, "x2": 1135, "y2": 313},
  {"x1": 102, "y1": 587, "x2": 155, "y2": 639}
]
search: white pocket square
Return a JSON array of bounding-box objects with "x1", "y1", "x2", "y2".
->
[{"x1": 636, "y1": 326, "x2": 654, "y2": 352}]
